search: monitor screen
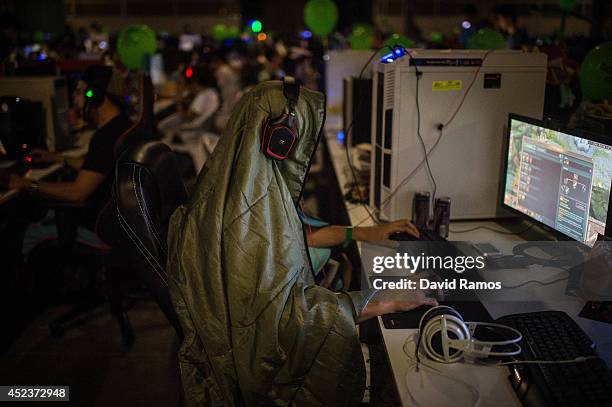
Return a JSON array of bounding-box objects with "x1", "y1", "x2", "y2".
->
[
  {"x1": 503, "y1": 115, "x2": 612, "y2": 246},
  {"x1": 150, "y1": 54, "x2": 164, "y2": 86},
  {"x1": 179, "y1": 34, "x2": 202, "y2": 52}
]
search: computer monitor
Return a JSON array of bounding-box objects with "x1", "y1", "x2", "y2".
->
[
  {"x1": 150, "y1": 54, "x2": 165, "y2": 87},
  {"x1": 502, "y1": 114, "x2": 612, "y2": 246},
  {"x1": 179, "y1": 34, "x2": 202, "y2": 52},
  {"x1": 0, "y1": 96, "x2": 45, "y2": 161},
  {"x1": 0, "y1": 76, "x2": 73, "y2": 151}
]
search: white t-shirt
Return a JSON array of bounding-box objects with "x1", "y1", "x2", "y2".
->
[{"x1": 189, "y1": 88, "x2": 220, "y2": 121}]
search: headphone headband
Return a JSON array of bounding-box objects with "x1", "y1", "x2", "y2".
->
[
  {"x1": 418, "y1": 305, "x2": 522, "y2": 363},
  {"x1": 282, "y1": 76, "x2": 299, "y2": 107}
]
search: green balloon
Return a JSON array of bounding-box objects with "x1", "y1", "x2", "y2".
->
[
  {"x1": 117, "y1": 24, "x2": 157, "y2": 70},
  {"x1": 304, "y1": 0, "x2": 338, "y2": 37},
  {"x1": 467, "y1": 28, "x2": 506, "y2": 50},
  {"x1": 213, "y1": 24, "x2": 227, "y2": 41},
  {"x1": 382, "y1": 33, "x2": 415, "y2": 54},
  {"x1": 430, "y1": 31, "x2": 443, "y2": 44},
  {"x1": 350, "y1": 23, "x2": 374, "y2": 50},
  {"x1": 580, "y1": 42, "x2": 612, "y2": 102},
  {"x1": 226, "y1": 25, "x2": 240, "y2": 39},
  {"x1": 559, "y1": 0, "x2": 576, "y2": 12}
]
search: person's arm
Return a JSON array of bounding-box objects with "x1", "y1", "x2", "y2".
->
[
  {"x1": 4, "y1": 170, "x2": 104, "y2": 203},
  {"x1": 356, "y1": 297, "x2": 438, "y2": 323},
  {"x1": 306, "y1": 219, "x2": 420, "y2": 247},
  {"x1": 31, "y1": 148, "x2": 84, "y2": 171}
]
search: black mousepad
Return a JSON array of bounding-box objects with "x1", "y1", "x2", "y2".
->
[{"x1": 381, "y1": 301, "x2": 493, "y2": 329}]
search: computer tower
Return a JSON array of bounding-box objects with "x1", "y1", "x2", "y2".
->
[
  {"x1": 370, "y1": 50, "x2": 547, "y2": 220},
  {"x1": 343, "y1": 77, "x2": 372, "y2": 146},
  {"x1": 0, "y1": 76, "x2": 73, "y2": 152},
  {"x1": 0, "y1": 97, "x2": 45, "y2": 161}
]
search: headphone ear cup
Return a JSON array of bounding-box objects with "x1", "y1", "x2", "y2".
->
[
  {"x1": 420, "y1": 306, "x2": 470, "y2": 363},
  {"x1": 85, "y1": 85, "x2": 105, "y2": 108},
  {"x1": 261, "y1": 113, "x2": 297, "y2": 161}
]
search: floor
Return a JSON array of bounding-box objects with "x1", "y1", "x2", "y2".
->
[{"x1": 0, "y1": 301, "x2": 181, "y2": 407}]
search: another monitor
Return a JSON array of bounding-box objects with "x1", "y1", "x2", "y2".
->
[
  {"x1": 179, "y1": 34, "x2": 202, "y2": 52},
  {"x1": 150, "y1": 53, "x2": 165, "y2": 86},
  {"x1": 0, "y1": 76, "x2": 73, "y2": 151},
  {"x1": 342, "y1": 77, "x2": 372, "y2": 146},
  {"x1": 502, "y1": 114, "x2": 612, "y2": 246},
  {"x1": 0, "y1": 96, "x2": 45, "y2": 161}
]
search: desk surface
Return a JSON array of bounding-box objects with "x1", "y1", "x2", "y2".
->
[
  {"x1": 0, "y1": 130, "x2": 93, "y2": 205},
  {"x1": 323, "y1": 125, "x2": 612, "y2": 407}
]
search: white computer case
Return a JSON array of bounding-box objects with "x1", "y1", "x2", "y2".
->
[{"x1": 369, "y1": 50, "x2": 547, "y2": 220}]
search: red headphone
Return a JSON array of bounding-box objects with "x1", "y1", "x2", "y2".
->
[{"x1": 261, "y1": 77, "x2": 300, "y2": 161}]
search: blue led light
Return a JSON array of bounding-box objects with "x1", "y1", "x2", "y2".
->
[
  {"x1": 301, "y1": 30, "x2": 312, "y2": 39},
  {"x1": 337, "y1": 131, "x2": 345, "y2": 143},
  {"x1": 380, "y1": 52, "x2": 394, "y2": 63}
]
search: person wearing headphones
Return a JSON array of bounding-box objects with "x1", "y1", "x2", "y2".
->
[{"x1": 0, "y1": 65, "x2": 133, "y2": 229}]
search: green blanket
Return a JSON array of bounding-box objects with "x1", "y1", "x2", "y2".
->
[{"x1": 167, "y1": 81, "x2": 374, "y2": 406}]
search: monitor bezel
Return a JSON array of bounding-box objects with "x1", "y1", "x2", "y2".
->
[{"x1": 501, "y1": 113, "x2": 612, "y2": 244}]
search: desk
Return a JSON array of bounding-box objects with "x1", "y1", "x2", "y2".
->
[
  {"x1": 322, "y1": 126, "x2": 612, "y2": 407},
  {"x1": 0, "y1": 130, "x2": 93, "y2": 205}
]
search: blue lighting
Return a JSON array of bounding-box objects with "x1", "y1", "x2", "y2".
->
[
  {"x1": 337, "y1": 131, "x2": 345, "y2": 143},
  {"x1": 462, "y1": 20, "x2": 472, "y2": 29},
  {"x1": 381, "y1": 46, "x2": 407, "y2": 63},
  {"x1": 300, "y1": 30, "x2": 312, "y2": 39}
]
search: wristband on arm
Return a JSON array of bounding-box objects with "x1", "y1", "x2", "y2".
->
[{"x1": 343, "y1": 226, "x2": 353, "y2": 248}]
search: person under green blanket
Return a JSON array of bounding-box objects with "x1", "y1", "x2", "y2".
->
[{"x1": 167, "y1": 79, "x2": 436, "y2": 406}]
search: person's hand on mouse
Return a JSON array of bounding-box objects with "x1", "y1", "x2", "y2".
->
[
  {"x1": 0, "y1": 173, "x2": 31, "y2": 190},
  {"x1": 30, "y1": 148, "x2": 61, "y2": 164},
  {"x1": 357, "y1": 290, "x2": 438, "y2": 323},
  {"x1": 355, "y1": 219, "x2": 419, "y2": 241}
]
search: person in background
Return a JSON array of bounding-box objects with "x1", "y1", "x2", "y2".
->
[
  {"x1": 257, "y1": 47, "x2": 285, "y2": 83},
  {"x1": 158, "y1": 64, "x2": 220, "y2": 172},
  {"x1": 494, "y1": 4, "x2": 529, "y2": 49},
  {"x1": 0, "y1": 66, "x2": 132, "y2": 230},
  {"x1": 286, "y1": 47, "x2": 318, "y2": 90},
  {"x1": 211, "y1": 49, "x2": 241, "y2": 132},
  {"x1": 159, "y1": 64, "x2": 220, "y2": 138}
]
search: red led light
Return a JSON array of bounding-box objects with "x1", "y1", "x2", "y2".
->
[
  {"x1": 25, "y1": 156, "x2": 32, "y2": 163},
  {"x1": 186, "y1": 67, "x2": 193, "y2": 78}
]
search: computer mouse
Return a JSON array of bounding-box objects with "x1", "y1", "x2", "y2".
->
[{"x1": 389, "y1": 231, "x2": 418, "y2": 241}]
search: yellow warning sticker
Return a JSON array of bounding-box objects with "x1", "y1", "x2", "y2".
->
[{"x1": 432, "y1": 80, "x2": 462, "y2": 91}]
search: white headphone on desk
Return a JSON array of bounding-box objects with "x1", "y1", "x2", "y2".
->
[{"x1": 416, "y1": 305, "x2": 523, "y2": 363}]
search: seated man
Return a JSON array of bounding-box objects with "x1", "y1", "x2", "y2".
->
[
  {"x1": 0, "y1": 65, "x2": 133, "y2": 230},
  {"x1": 158, "y1": 64, "x2": 220, "y2": 172},
  {"x1": 167, "y1": 79, "x2": 435, "y2": 406}
]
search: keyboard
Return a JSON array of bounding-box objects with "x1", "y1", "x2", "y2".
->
[
  {"x1": 497, "y1": 311, "x2": 612, "y2": 406},
  {"x1": 389, "y1": 227, "x2": 445, "y2": 241}
]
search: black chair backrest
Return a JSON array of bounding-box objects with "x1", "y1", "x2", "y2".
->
[
  {"x1": 95, "y1": 72, "x2": 157, "y2": 243},
  {"x1": 113, "y1": 72, "x2": 156, "y2": 159},
  {"x1": 111, "y1": 141, "x2": 188, "y2": 339}
]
